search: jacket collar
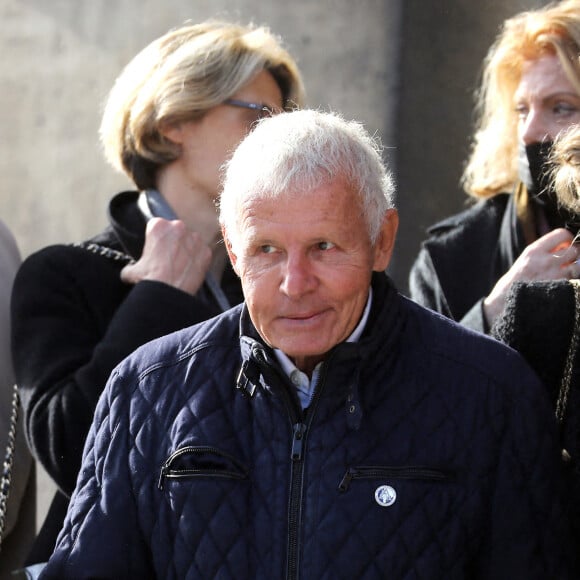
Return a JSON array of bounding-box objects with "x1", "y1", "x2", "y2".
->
[
  {"x1": 85, "y1": 190, "x2": 146, "y2": 259},
  {"x1": 236, "y1": 272, "x2": 405, "y2": 427},
  {"x1": 237, "y1": 272, "x2": 404, "y2": 382},
  {"x1": 106, "y1": 190, "x2": 147, "y2": 259}
]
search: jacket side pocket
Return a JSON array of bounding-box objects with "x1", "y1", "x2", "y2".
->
[{"x1": 158, "y1": 445, "x2": 249, "y2": 490}]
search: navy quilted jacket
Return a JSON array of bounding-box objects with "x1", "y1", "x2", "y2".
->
[{"x1": 41, "y1": 274, "x2": 572, "y2": 579}]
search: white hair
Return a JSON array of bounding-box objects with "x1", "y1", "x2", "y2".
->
[{"x1": 218, "y1": 109, "x2": 395, "y2": 246}]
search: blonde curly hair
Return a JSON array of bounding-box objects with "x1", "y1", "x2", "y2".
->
[{"x1": 551, "y1": 125, "x2": 580, "y2": 213}]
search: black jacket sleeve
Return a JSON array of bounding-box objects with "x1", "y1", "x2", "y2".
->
[
  {"x1": 11, "y1": 244, "x2": 224, "y2": 495},
  {"x1": 409, "y1": 196, "x2": 516, "y2": 335}
]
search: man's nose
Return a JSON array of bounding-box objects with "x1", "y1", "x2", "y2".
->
[{"x1": 280, "y1": 253, "x2": 316, "y2": 298}]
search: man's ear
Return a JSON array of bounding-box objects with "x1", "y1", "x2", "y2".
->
[
  {"x1": 221, "y1": 226, "x2": 240, "y2": 276},
  {"x1": 372, "y1": 209, "x2": 399, "y2": 272}
]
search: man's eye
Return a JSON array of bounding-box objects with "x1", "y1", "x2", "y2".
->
[
  {"x1": 317, "y1": 241, "x2": 335, "y2": 251},
  {"x1": 260, "y1": 245, "x2": 276, "y2": 254}
]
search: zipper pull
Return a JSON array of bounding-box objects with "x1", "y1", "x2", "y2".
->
[
  {"x1": 158, "y1": 464, "x2": 168, "y2": 491},
  {"x1": 338, "y1": 469, "x2": 354, "y2": 492},
  {"x1": 236, "y1": 360, "x2": 258, "y2": 398},
  {"x1": 291, "y1": 423, "x2": 306, "y2": 461}
]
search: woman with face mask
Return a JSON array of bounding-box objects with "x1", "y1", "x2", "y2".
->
[{"x1": 409, "y1": 0, "x2": 580, "y2": 332}]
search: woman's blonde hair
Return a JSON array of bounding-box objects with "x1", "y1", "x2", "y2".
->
[
  {"x1": 461, "y1": 0, "x2": 580, "y2": 199},
  {"x1": 99, "y1": 21, "x2": 305, "y2": 189},
  {"x1": 551, "y1": 125, "x2": 580, "y2": 213}
]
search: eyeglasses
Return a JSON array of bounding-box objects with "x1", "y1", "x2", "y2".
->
[{"x1": 223, "y1": 98, "x2": 280, "y2": 119}]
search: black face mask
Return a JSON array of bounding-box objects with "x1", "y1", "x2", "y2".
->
[{"x1": 518, "y1": 141, "x2": 579, "y2": 233}]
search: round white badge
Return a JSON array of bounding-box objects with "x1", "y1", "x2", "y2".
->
[{"x1": 374, "y1": 485, "x2": 397, "y2": 507}]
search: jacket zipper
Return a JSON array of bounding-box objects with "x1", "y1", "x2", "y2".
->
[
  {"x1": 338, "y1": 465, "x2": 453, "y2": 492},
  {"x1": 287, "y1": 422, "x2": 307, "y2": 579},
  {"x1": 286, "y1": 373, "x2": 327, "y2": 579},
  {"x1": 251, "y1": 344, "x2": 326, "y2": 580}
]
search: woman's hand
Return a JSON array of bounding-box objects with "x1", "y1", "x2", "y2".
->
[
  {"x1": 121, "y1": 217, "x2": 212, "y2": 295},
  {"x1": 484, "y1": 228, "x2": 580, "y2": 326}
]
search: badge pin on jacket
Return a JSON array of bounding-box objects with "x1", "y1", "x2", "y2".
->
[{"x1": 375, "y1": 485, "x2": 397, "y2": 507}]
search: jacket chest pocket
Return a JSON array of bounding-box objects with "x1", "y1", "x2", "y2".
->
[
  {"x1": 311, "y1": 465, "x2": 472, "y2": 576},
  {"x1": 158, "y1": 445, "x2": 249, "y2": 490},
  {"x1": 338, "y1": 465, "x2": 453, "y2": 494},
  {"x1": 335, "y1": 465, "x2": 462, "y2": 550},
  {"x1": 155, "y1": 446, "x2": 252, "y2": 572}
]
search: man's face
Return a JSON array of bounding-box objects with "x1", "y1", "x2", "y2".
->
[{"x1": 225, "y1": 178, "x2": 397, "y2": 374}]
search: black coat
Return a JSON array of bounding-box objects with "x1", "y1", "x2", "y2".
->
[
  {"x1": 409, "y1": 193, "x2": 527, "y2": 333},
  {"x1": 492, "y1": 279, "x2": 580, "y2": 552},
  {"x1": 11, "y1": 190, "x2": 243, "y2": 561}
]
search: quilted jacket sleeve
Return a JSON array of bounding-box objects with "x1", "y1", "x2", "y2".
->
[
  {"x1": 39, "y1": 370, "x2": 154, "y2": 579},
  {"x1": 11, "y1": 245, "x2": 213, "y2": 495}
]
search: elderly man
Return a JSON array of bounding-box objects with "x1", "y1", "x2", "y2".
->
[{"x1": 41, "y1": 110, "x2": 571, "y2": 579}]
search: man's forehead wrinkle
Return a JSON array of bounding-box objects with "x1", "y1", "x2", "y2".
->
[{"x1": 240, "y1": 196, "x2": 285, "y2": 224}]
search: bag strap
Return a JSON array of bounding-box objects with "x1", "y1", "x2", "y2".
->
[
  {"x1": 74, "y1": 241, "x2": 231, "y2": 312},
  {"x1": 72, "y1": 241, "x2": 133, "y2": 265},
  {"x1": 0, "y1": 383, "x2": 20, "y2": 549}
]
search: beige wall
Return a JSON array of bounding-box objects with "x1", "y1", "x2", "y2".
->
[{"x1": 1, "y1": 0, "x2": 399, "y2": 261}]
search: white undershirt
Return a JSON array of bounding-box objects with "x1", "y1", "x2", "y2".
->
[{"x1": 273, "y1": 288, "x2": 373, "y2": 409}]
